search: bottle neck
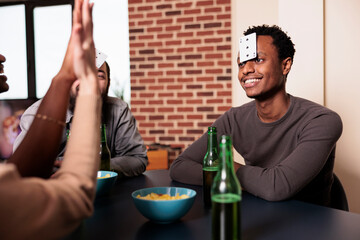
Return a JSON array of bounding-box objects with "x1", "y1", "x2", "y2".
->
[
  {"x1": 218, "y1": 137, "x2": 235, "y2": 177},
  {"x1": 101, "y1": 124, "x2": 107, "y2": 143},
  {"x1": 207, "y1": 133, "x2": 218, "y2": 154}
]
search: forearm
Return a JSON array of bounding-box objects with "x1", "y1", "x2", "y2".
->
[
  {"x1": 110, "y1": 155, "x2": 147, "y2": 177},
  {"x1": 8, "y1": 77, "x2": 73, "y2": 178}
]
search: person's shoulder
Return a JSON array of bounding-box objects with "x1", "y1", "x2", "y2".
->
[
  {"x1": 104, "y1": 96, "x2": 129, "y2": 109},
  {"x1": 292, "y1": 95, "x2": 342, "y2": 125},
  {"x1": 293, "y1": 96, "x2": 340, "y2": 116}
]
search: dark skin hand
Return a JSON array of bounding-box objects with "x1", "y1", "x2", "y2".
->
[{"x1": 0, "y1": 54, "x2": 9, "y2": 93}]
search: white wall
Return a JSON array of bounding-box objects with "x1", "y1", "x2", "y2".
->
[
  {"x1": 325, "y1": 0, "x2": 360, "y2": 213},
  {"x1": 232, "y1": 0, "x2": 360, "y2": 213}
]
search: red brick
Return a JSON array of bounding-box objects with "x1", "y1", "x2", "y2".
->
[
  {"x1": 177, "y1": 17, "x2": 194, "y2": 23},
  {"x1": 185, "y1": 39, "x2": 202, "y2": 44},
  {"x1": 177, "y1": 32, "x2": 194, "y2": 38},
  {"x1": 204, "y1": 7, "x2": 221, "y2": 13},
  {"x1": 177, "y1": 47, "x2": 194, "y2": 53},
  {"x1": 184, "y1": 9, "x2": 201, "y2": 14},
  {"x1": 187, "y1": 115, "x2": 203, "y2": 120},
  {"x1": 157, "y1": 19, "x2": 173, "y2": 24},
  {"x1": 165, "y1": 40, "x2": 182, "y2": 46},
  {"x1": 158, "y1": 48, "x2": 174, "y2": 53},
  {"x1": 159, "y1": 107, "x2": 174, "y2": 112},
  {"x1": 187, "y1": 99, "x2": 203, "y2": 104},
  {"x1": 178, "y1": 122, "x2": 194, "y2": 127},
  {"x1": 197, "y1": 1, "x2": 214, "y2": 7},
  {"x1": 204, "y1": 38, "x2": 222, "y2": 43},
  {"x1": 166, "y1": 26, "x2": 182, "y2": 31},
  {"x1": 149, "y1": 100, "x2": 163, "y2": 105},
  {"x1": 187, "y1": 129, "x2": 204, "y2": 134},
  {"x1": 197, "y1": 16, "x2": 214, "y2": 21},
  {"x1": 139, "y1": 35, "x2": 154, "y2": 40},
  {"x1": 197, "y1": 46, "x2": 214, "y2": 52},
  {"x1": 149, "y1": 85, "x2": 164, "y2": 90},
  {"x1": 158, "y1": 33, "x2": 173, "y2": 39},
  {"x1": 148, "y1": 41, "x2": 163, "y2": 47},
  {"x1": 159, "y1": 78, "x2": 175, "y2": 83},
  {"x1": 166, "y1": 70, "x2": 182, "y2": 75},
  {"x1": 176, "y1": 2, "x2": 193, "y2": 8},
  {"x1": 148, "y1": 71, "x2": 163, "y2": 76},
  {"x1": 177, "y1": 92, "x2": 193, "y2": 97},
  {"x1": 147, "y1": 12, "x2": 162, "y2": 18},
  {"x1": 167, "y1": 85, "x2": 183, "y2": 90},
  {"x1": 167, "y1": 99, "x2": 183, "y2": 104},
  {"x1": 138, "y1": 5, "x2": 153, "y2": 11},
  {"x1": 158, "y1": 63, "x2": 174, "y2": 68},
  {"x1": 205, "y1": 68, "x2": 223, "y2": 74},
  {"x1": 178, "y1": 107, "x2": 194, "y2": 112},
  {"x1": 196, "y1": 76, "x2": 214, "y2": 82},
  {"x1": 140, "y1": 122, "x2": 155, "y2": 128},
  {"x1": 148, "y1": 27, "x2": 163, "y2": 32},
  {"x1": 197, "y1": 31, "x2": 214, "y2": 36},
  {"x1": 217, "y1": 91, "x2": 231, "y2": 96},
  {"x1": 140, "y1": 107, "x2": 155, "y2": 112},
  {"x1": 129, "y1": 14, "x2": 144, "y2": 19},
  {"x1": 159, "y1": 93, "x2": 174, "y2": 97},
  {"x1": 177, "y1": 77, "x2": 193, "y2": 82},
  {"x1": 138, "y1": 20, "x2": 153, "y2": 26},
  {"x1": 217, "y1": 14, "x2": 231, "y2": 20},
  {"x1": 168, "y1": 115, "x2": 184, "y2": 120},
  {"x1": 218, "y1": 106, "x2": 231, "y2": 111},
  {"x1": 169, "y1": 129, "x2": 183, "y2": 134},
  {"x1": 197, "y1": 62, "x2": 214, "y2": 67},
  {"x1": 206, "y1": 83, "x2": 223, "y2": 89},
  {"x1": 158, "y1": 122, "x2": 174, "y2": 127},
  {"x1": 131, "y1": 100, "x2": 146, "y2": 105},
  {"x1": 140, "y1": 93, "x2": 155, "y2": 98}
]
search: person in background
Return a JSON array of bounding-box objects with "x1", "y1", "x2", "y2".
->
[
  {"x1": 14, "y1": 54, "x2": 147, "y2": 178},
  {"x1": 169, "y1": 25, "x2": 342, "y2": 207},
  {"x1": 0, "y1": 0, "x2": 102, "y2": 239}
]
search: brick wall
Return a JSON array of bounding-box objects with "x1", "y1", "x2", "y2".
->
[{"x1": 128, "y1": 0, "x2": 232, "y2": 151}]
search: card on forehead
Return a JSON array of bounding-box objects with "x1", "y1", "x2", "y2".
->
[
  {"x1": 96, "y1": 49, "x2": 107, "y2": 68},
  {"x1": 239, "y1": 32, "x2": 257, "y2": 63}
]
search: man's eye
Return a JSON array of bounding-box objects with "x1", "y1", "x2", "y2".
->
[
  {"x1": 238, "y1": 62, "x2": 245, "y2": 68},
  {"x1": 255, "y1": 58, "x2": 263, "y2": 63}
]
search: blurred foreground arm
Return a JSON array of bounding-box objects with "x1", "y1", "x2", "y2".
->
[{"x1": 0, "y1": 0, "x2": 102, "y2": 239}]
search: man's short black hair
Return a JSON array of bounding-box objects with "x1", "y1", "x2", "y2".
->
[
  {"x1": 104, "y1": 61, "x2": 111, "y2": 95},
  {"x1": 244, "y1": 24, "x2": 295, "y2": 61}
]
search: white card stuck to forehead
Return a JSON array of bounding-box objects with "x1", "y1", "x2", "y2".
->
[
  {"x1": 96, "y1": 49, "x2": 107, "y2": 68},
  {"x1": 239, "y1": 33, "x2": 257, "y2": 63}
]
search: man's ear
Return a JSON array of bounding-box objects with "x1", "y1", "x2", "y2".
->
[{"x1": 282, "y1": 57, "x2": 292, "y2": 75}]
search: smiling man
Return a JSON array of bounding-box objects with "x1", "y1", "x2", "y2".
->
[{"x1": 169, "y1": 25, "x2": 343, "y2": 207}]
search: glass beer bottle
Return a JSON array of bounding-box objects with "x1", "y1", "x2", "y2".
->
[
  {"x1": 203, "y1": 126, "x2": 219, "y2": 208},
  {"x1": 99, "y1": 124, "x2": 111, "y2": 171},
  {"x1": 211, "y1": 135, "x2": 242, "y2": 240}
]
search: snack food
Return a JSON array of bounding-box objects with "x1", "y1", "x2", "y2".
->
[
  {"x1": 97, "y1": 173, "x2": 111, "y2": 179},
  {"x1": 136, "y1": 192, "x2": 190, "y2": 200}
]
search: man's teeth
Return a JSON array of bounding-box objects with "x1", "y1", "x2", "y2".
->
[{"x1": 244, "y1": 79, "x2": 260, "y2": 84}]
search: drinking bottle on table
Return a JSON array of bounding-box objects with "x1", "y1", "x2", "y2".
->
[
  {"x1": 203, "y1": 126, "x2": 219, "y2": 208},
  {"x1": 211, "y1": 135, "x2": 242, "y2": 240},
  {"x1": 100, "y1": 124, "x2": 111, "y2": 171}
]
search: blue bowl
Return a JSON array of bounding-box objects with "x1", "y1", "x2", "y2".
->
[
  {"x1": 132, "y1": 187, "x2": 196, "y2": 224},
  {"x1": 96, "y1": 171, "x2": 118, "y2": 196}
]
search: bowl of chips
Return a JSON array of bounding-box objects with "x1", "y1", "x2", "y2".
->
[
  {"x1": 132, "y1": 187, "x2": 196, "y2": 224},
  {"x1": 96, "y1": 170, "x2": 118, "y2": 196}
]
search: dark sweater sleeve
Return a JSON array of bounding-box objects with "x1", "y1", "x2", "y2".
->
[
  {"x1": 169, "y1": 132, "x2": 208, "y2": 185},
  {"x1": 236, "y1": 112, "x2": 343, "y2": 201}
]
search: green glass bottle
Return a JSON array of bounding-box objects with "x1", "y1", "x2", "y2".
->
[
  {"x1": 211, "y1": 135, "x2": 242, "y2": 240},
  {"x1": 99, "y1": 124, "x2": 111, "y2": 171},
  {"x1": 203, "y1": 126, "x2": 219, "y2": 208}
]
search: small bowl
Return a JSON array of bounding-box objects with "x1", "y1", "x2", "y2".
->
[
  {"x1": 96, "y1": 171, "x2": 118, "y2": 196},
  {"x1": 132, "y1": 187, "x2": 196, "y2": 224}
]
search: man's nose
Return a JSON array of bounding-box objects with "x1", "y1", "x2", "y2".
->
[{"x1": 242, "y1": 61, "x2": 255, "y2": 75}]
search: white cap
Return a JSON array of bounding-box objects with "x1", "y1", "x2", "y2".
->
[{"x1": 95, "y1": 49, "x2": 107, "y2": 68}]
